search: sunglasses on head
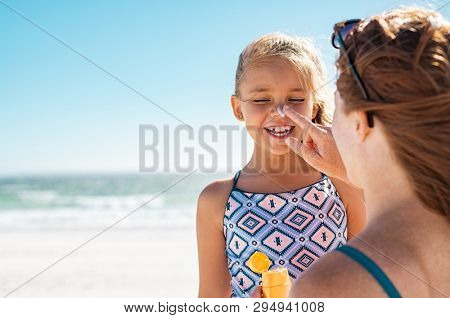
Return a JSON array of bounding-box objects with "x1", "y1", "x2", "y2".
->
[{"x1": 332, "y1": 19, "x2": 374, "y2": 127}]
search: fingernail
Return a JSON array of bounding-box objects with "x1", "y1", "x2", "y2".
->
[{"x1": 285, "y1": 137, "x2": 293, "y2": 145}]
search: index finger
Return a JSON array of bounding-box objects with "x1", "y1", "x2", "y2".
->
[
  {"x1": 283, "y1": 106, "x2": 313, "y2": 130},
  {"x1": 284, "y1": 106, "x2": 327, "y2": 138}
]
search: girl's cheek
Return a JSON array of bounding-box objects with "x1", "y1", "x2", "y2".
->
[
  {"x1": 249, "y1": 106, "x2": 271, "y2": 123},
  {"x1": 292, "y1": 100, "x2": 313, "y2": 119}
]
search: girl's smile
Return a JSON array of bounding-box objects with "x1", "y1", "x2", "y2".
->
[{"x1": 263, "y1": 125, "x2": 295, "y2": 139}]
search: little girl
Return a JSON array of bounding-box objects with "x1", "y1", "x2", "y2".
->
[{"x1": 197, "y1": 33, "x2": 366, "y2": 298}]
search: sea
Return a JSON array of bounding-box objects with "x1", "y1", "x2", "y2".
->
[{"x1": 0, "y1": 172, "x2": 228, "y2": 232}]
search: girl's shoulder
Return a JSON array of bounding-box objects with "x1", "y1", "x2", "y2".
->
[
  {"x1": 329, "y1": 176, "x2": 367, "y2": 238},
  {"x1": 328, "y1": 176, "x2": 364, "y2": 207},
  {"x1": 198, "y1": 177, "x2": 235, "y2": 205},
  {"x1": 196, "y1": 177, "x2": 235, "y2": 228}
]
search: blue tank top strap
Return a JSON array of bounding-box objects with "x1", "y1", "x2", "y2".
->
[
  {"x1": 232, "y1": 170, "x2": 241, "y2": 188},
  {"x1": 336, "y1": 245, "x2": 402, "y2": 298}
]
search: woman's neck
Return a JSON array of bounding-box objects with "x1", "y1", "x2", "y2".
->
[{"x1": 361, "y1": 167, "x2": 445, "y2": 233}]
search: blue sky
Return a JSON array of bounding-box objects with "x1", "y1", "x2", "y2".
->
[{"x1": 0, "y1": 0, "x2": 448, "y2": 175}]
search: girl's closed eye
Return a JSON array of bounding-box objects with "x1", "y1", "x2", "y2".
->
[
  {"x1": 253, "y1": 98, "x2": 272, "y2": 104},
  {"x1": 288, "y1": 98, "x2": 306, "y2": 103},
  {"x1": 252, "y1": 98, "x2": 305, "y2": 102}
]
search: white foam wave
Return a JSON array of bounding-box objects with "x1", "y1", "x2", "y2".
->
[{"x1": 0, "y1": 205, "x2": 196, "y2": 231}]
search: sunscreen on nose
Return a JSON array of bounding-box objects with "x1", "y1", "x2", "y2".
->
[
  {"x1": 248, "y1": 251, "x2": 291, "y2": 298},
  {"x1": 277, "y1": 105, "x2": 286, "y2": 117}
]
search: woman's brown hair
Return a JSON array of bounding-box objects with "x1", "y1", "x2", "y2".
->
[{"x1": 336, "y1": 7, "x2": 450, "y2": 217}]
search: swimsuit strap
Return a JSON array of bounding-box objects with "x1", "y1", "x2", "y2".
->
[
  {"x1": 336, "y1": 245, "x2": 402, "y2": 298},
  {"x1": 231, "y1": 170, "x2": 327, "y2": 193},
  {"x1": 232, "y1": 170, "x2": 241, "y2": 188}
]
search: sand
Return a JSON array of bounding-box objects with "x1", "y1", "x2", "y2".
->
[{"x1": 0, "y1": 227, "x2": 199, "y2": 297}]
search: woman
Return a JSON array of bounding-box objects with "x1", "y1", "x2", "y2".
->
[{"x1": 254, "y1": 7, "x2": 450, "y2": 297}]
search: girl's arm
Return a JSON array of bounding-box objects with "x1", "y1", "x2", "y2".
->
[
  {"x1": 196, "y1": 180, "x2": 233, "y2": 297},
  {"x1": 331, "y1": 178, "x2": 367, "y2": 239}
]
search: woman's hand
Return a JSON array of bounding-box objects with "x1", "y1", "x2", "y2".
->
[{"x1": 283, "y1": 106, "x2": 349, "y2": 183}]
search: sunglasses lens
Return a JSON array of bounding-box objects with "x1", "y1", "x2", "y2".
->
[
  {"x1": 332, "y1": 20, "x2": 360, "y2": 49},
  {"x1": 339, "y1": 21, "x2": 360, "y2": 46},
  {"x1": 340, "y1": 22, "x2": 358, "y2": 39}
]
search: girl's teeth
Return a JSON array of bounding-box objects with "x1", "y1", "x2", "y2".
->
[
  {"x1": 265, "y1": 126, "x2": 293, "y2": 137},
  {"x1": 268, "y1": 126, "x2": 291, "y2": 132}
]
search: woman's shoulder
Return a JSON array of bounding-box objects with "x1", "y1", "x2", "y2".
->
[
  {"x1": 289, "y1": 234, "x2": 440, "y2": 297},
  {"x1": 289, "y1": 243, "x2": 389, "y2": 297}
]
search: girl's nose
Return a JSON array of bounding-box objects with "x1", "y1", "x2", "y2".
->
[{"x1": 271, "y1": 104, "x2": 286, "y2": 118}]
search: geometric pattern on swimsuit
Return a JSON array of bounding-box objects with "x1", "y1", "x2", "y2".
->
[{"x1": 224, "y1": 171, "x2": 348, "y2": 297}]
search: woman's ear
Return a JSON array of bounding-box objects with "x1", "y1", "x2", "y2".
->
[
  {"x1": 231, "y1": 95, "x2": 244, "y2": 121},
  {"x1": 354, "y1": 110, "x2": 371, "y2": 142}
]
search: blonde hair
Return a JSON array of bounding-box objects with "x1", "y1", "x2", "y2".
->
[
  {"x1": 234, "y1": 32, "x2": 332, "y2": 125},
  {"x1": 336, "y1": 7, "x2": 450, "y2": 217}
]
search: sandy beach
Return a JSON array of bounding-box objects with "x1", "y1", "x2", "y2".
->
[{"x1": 0, "y1": 227, "x2": 199, "y2": 297}]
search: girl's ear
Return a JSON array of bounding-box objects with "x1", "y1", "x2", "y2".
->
[{"x1": 231, "y1": 95, "x2": 244, "y2": 121}]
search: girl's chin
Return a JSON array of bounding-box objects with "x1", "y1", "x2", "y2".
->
[
  {"x1": 263, "y1": 143, "x2": 292, "y2": 156},
  {"x1": 253, "y1": 133, "x2": 300, "y2": 155}
]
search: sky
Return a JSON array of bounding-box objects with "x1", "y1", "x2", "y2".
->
[{"x1": 0, "y1": 0, "x2": 448, "y2": 175}]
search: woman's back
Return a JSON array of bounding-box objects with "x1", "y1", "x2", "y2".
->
[
  {"x1": 291, "y1": 203, "x2": 450, "y2": 297},
  {"x1": 357, "y1": 206, "x2": 450, "y2": 297}
]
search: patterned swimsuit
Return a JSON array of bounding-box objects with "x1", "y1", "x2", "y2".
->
[{"x1": 223, "y1": 170, "x2": 348, "y2": 297}]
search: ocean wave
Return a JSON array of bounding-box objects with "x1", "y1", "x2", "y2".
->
[
  {"x1": 0, "y1": 205, "x2": 196, "y2": 231},
  {"x1": 1, "y1": 191, "x2": 166, "y2": 211}
]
